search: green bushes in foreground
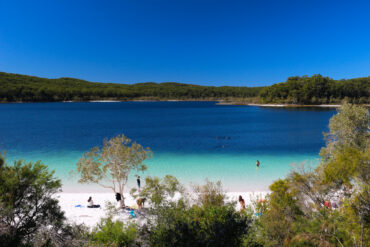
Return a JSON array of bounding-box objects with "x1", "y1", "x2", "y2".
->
[
  {"x1": 90, "y1": 219, "x2": 139, "y2": 247},
  {"x1": 0, "y1": 157, "x2": 83, "y2": 247},
  {"x1": 145, "y1": 203, "x2": 252, "y2": 247}
]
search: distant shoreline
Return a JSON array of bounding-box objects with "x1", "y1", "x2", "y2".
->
[
  {"x1": 1, "y1": 99, "x2": 369, "y2": 108},
  {"x1": 215, "y1": 101, "x2": 350, "y2": 108},
  {"x1": 0, "y1": 98, "x2": 220, "y2": 104}
]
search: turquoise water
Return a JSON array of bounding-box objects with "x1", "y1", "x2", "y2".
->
[{"x1": 0, "y1": 102, "x2": 336, "y2": 191}]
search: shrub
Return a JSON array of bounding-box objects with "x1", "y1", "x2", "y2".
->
[{"x1": 90, "y1": 218, "x2": 139, "y2": 247}]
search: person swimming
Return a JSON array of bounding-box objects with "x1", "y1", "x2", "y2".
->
[{"x1": 256, "y1": 160, "x2": 260, "y2": 168}]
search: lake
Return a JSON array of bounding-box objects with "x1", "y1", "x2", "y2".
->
[{"x1": 0, "y1": 101, "x2": 336, "y2": 192}]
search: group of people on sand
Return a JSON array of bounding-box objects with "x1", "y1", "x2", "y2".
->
[
  {"x1": 86, "y1": 175, "x2": 145, "y2": 210},
  {"x1": 87, "y1": 162, "x2": 263, "y2": 211}
]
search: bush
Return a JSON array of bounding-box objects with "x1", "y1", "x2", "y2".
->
[
  {"x1": 0, "y1": 158, "x2": 66, "y2": 246},
  {"x1": 145, "y1": 203, "x2": 252, "y2": 247},
  {"x1": 90, "y1": 218, "x2": 139, "y2": 247}
]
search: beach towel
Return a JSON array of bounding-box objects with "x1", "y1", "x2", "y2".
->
[
  {"x1": 75, "y1": 205, "x2": 85, "y2": 208},
  {"x1": 130, "y1": 210, "x2": 137, "y2": 218}
]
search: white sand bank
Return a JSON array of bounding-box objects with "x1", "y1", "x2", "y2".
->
[{"x1": 57, "y1": 191, "x2": 269, "y2": 229}]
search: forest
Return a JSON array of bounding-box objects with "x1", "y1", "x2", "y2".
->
[
  {"x1": 259, "y1": 74, "x2": 370, "y2": 104},
  {"x1": 0, "y1": 72, "x2": 369, "y2": 104},
  {"x1": 0, "y1": 72, "x2": 262, "y2": 102}
]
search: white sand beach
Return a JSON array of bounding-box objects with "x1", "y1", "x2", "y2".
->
[{"x1": 57, "y1": 191, "x2": 269, "y2": 229}]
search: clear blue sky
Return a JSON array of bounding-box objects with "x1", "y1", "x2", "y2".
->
[{"x1": 1, "y1": 0, "x2": 370, "y2": 86}]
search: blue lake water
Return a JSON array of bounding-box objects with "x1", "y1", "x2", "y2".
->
[{"x1": 0, "y1": 102, "x2": 336, "y2": 192}]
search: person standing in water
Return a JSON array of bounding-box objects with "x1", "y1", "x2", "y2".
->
[
  {"x1": 137, "y1": 176, "x2": 141, "y2": 192},
  {"x1": 256, "y1": 160, "x2": 260, "y2": 168}
]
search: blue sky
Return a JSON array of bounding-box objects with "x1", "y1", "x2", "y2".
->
[{"x1": 1, "y1": 0, "x2": 369, "y2": 86}]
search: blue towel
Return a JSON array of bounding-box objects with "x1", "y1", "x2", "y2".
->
[
  {"x1": 130, "y1": 210, "x2": 136, "y2": 218},
  {"x1": 75, "y1": 205, "x2": 84, "y2": 208}
]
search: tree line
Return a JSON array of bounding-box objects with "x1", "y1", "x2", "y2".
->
[
  {"x1": 259, "y1": 74, "x2": 370, "y2": 104},
  {"x1": 1, "y1": 72, "x2": 369, "y2": 104},
  {"x1": 0, "y1": 72, "x2": 262, "y2": 102}
]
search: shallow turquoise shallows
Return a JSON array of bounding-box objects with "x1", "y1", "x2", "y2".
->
[{"x1": 0, "y1": 102, "x2": 336, "y2": 192}]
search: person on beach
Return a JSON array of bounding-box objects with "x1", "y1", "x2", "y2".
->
[
  {"x1": 87, "y1": 196, "x2": 100, "y2": 208},
  {"x1": 115, "y1": 192, "x2": 122, "y2": 208},
  {"x1": 238, "y1": 195, "x2": 245, "y2": 211},
  {"x1": 256, "y1": 160, "x2": 260, "y2": 168},
  {"x1": 137, "y1": 176, "x2": 141, "y2": 192},
  {"x1": 137, "y1": 198, "x2": 146, "y2": 210},
  {"x1": 115, "y1": 192, "x2": 122, "y2": 202}
]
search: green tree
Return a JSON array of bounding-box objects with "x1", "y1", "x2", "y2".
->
[
  {"x1": 0, "y1": 158, "x2": 66, "y2": 246},
  {"x1": 130, "y1": 175, "x2": 184, "y2": 208},
  {"x1": 257, "y1": 104, "x2": 369, "y2": 246},
  {"x1": 75, "y1": 134, "x2": 152, "y2": 207},
  {"x1": 257, "y1": 179, "x2": 303, "y2": 246},
  {"x1": 320, "y1": 103, "x2": 369, "y2": 160},
  {"x1": 192, "y1": 179, "x2": 228, "y2": 207}
]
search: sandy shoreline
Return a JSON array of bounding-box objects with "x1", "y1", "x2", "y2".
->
[
  {"x1": 2, "y1": 100, "x2": 369, "y2": 109},
  {"x1": 57, "y1": 191, "x2": 269, "y2": 228},
  {"x1": 216, "y1": 102, "x2": 345, "y2": 107}
]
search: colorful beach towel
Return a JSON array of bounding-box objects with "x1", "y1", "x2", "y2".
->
[{"x1": 130, "y1": 210, "x2": 137, "y2": 218}]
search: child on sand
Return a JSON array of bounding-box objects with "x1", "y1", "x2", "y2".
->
[{"x1": 137, "y1": 198, "x2": 146, "y2": 210}]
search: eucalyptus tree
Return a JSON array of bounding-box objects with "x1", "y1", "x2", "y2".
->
[
  {"x1": 76, "y1": 134, "x2": 152, "y2": 207},
  {"x1": 320, "y1": 102, "x2": 368, "y2": 160}
]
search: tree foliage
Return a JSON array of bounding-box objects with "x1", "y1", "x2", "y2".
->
[
  {"x1": 320, "y1": 103, "x2": 369, "y2": 160},
  {"x1": 256, "y1": 104, "x2": 369, "y2": 247},
  {"x1": 0, "y1": 72, "x2": 262, "y2": 102},
  {"x1": 130, "y1": 175, "x2": 184, "y2": 207},
  {"x1": 2, "y1": 72, "x2": 368, "y2": 104},
  {"x1": 259, "y1": 74, "x2": 370, "y2": 104},
  {"x1": 192, "y1": 180, "x2": 228, "y2": 207},
  {"x1": 90, "y1": 218, "x2": 139, "y2": 247},
  {"x1": 0, "y1": 158, "x2": 67, "y2": 246},
  {"x1": 144, "y1": 203, "x2": 251, "y2": 247}
]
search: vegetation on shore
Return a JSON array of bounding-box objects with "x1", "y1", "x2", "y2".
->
[
  {"x1": 0, "y1": 103, "x2": 369, "y2": 246},
  {"x1": 1, "y1": 72, "x2": 369, "y2": 104},
  {"x1": 259, "y1": 74, "x2": 370, "y2": 105},
  {"x1": 0, "y1": 72, "x2": 262, "y2": 102}
]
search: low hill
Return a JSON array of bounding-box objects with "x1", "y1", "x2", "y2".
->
[
  {"x1": 0, "y1": 72, "x2": 262, "y2": 102},
  {"x1": 0, "y1": 72, "x2": 369, "y2": 104},
  {"x1": 259, "y1": 74, "x2": 370, "y2": 104}
]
